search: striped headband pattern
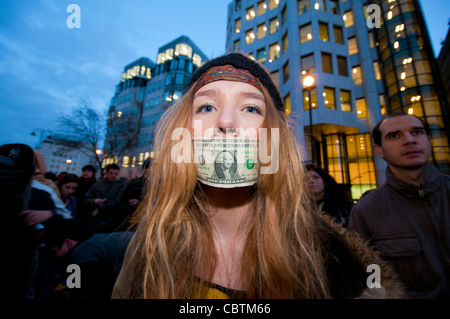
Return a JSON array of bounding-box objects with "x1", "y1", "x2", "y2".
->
[{"x1": 194, "y1": 65, "x2": 263, "y2": 93}]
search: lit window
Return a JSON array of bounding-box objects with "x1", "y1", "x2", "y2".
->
[
  {"x1": 284, "y1": 93, "x2": 291, "y2": 115},
  {"x1": 283, "y1": 60, "x2": 290, "y2": 82},
  {"x1": 175, "y1": 43, "x2": 192, "y2": 58},
  {"x1": 269, "y1": 42, "x2": 280, "y2": 62},
  {"x1": 193, "y1": 53, "x2": 202, "y2": 67},
  {"x1": 324, "y1": 87, "x2": 336, "y2": 110},
  {"x1": 303, "y1": 88, "x2": 318, "y2": 110},
  {"x1": 234, "y1": 18, "x2": 241, "y2": 33},
  {"x1": 330, "y1": 0, "x2": 340, "y2": 14},
  {"x1": 319, "y1": 22, "x2": 329, "y2": 41},
  {"x1": 314, "y1": 0, "x2": 326, "y2": 11},
  {"x1": 257, "y1": 23, "x2": 267, "y2": 40},
  {"x1": 300, "y1": 23, "x2": 313, "y2": 43},
  {"x1": 246, "y1": 29, "x2": 255, "y2": 44},
  {"x1": 269, "y1": 0, "x2": 279, "y2": 10},
  {"x1": 246, "y1": 6, "x2": 256, "y2": 21},
  {"x1": 298, "y1": 0, "x2": 310, "y2": 14},
  {"x1": 282, "y1": 32, "x2": 289, "y2": 52},
  {"x1": 352, "y1": 66, "x2": 363, "y2": 85},
  {"x1": 356, "y1": 98, "x2": 367, "y2": 118},
  {"x1": 340, "y1": 90, "x2": 352, "y2": 112},
  {"x1": 269, "y1": 17, "x2": 279, "y2": 34},
  {"x1": 343, "y1": 10, "x2": 354, "y2": 27},
  {"x1": 348, "y1": 37, "x2": 358, "y2": 55},
  {"x1": 373, "y1": 61, "x2": 381, "y2": 80},
  {"x1": 257, "y1": 0, "x2": 267, "y2": 15}
]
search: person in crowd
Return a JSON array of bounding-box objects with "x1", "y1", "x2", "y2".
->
[
  {"x1": 112, "y1": 52, "x2": 407, "y2": 299},
  {"x1": 32, "y1": 149, "x2": 61, "y2": 199},
  {"x1": 119, "y1": 157, "x2": 152, "y2": 231},
  {"x1": 57, "y1": 173, "x2": 80, "y2": 217},
  {"x1": 44, "y1": 172, "x2": 57, "y2": 182},
  {"x1": 74, "y1": 164, "x2": 97, "y2": 223},
  {"x1": 305, "y1": 164, "x2": 353, "y2": 227},
  {"x1": 19, "y1": 150, "x2": 72, "y2": 298},
  {"x1": 47, "y1": 218, "x2": 133, "y2": 299},
  {"x1": 349, "y1": 111, "x2": 450, "y2": 298},
  {"x1": 84, "y1": 164, "x2": 126, "y2": 233}
]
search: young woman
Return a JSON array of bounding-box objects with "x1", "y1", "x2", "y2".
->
[
  {"x1": 112, "y1": 53, "x2": 406, "y2": 299},
  {"x1": 305, "y1": 164, "x2": 353, "y2": 227},
  {"x1": 57, "y1": 173, "x2": 80, "y2": 217}
]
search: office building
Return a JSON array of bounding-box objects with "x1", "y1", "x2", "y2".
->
[
  {"x1": 104, "y1": 36, "x2": 208, "y2": 177},
  {"x1": 225, "y1": 0, "x2": 450, "y2": 199}
]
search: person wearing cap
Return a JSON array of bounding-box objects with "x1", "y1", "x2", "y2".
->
[{"x1": 112, "y1": 52, "x2": 406, "y2": 299}]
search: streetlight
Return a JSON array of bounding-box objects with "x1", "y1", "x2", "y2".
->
[{"x1": 302, "y1": 74, "x2": 316, "y2": 164}]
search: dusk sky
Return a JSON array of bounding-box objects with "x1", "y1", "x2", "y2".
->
[{"x1": 1, "y1": 0, "x2": 449, "y2": 149}]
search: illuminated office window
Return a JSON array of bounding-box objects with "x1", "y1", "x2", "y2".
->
[
  {"x1": 340, "y1": 90, "x2": 352, "y2": 112},
  {"x1": 257, "y1": 23, "x2": 267, "y2": 39},
  {"x1": 284, "y1": 93, "x2": 291, "y2": 115},
  {"x1": 322, "y1": 52, "x2": 333, "y2": 73},
  {"x1": 352, "y1": 65, "x2": 363, "y2": 85},
  {"x1": 268, "y1": 0, "x2": 279, "y2": 10},
  {"x1": 234, "y1": 18, "x2": 241, "y2": 33},
  {"x1": 356, "y1": 98, "x2": 367, "y2": 118},
  {"x1": 269, "y1": 42, "x2": 280, "y2": 62},
  {"x1": 246, "y1": 29, "x2": 255, "y2": 44},
  {"x1": 303, "y1": 88, "x2": 318, "y2": 110},
  {"x1": 269, "y1": 17, "x2": 279, "y2": 34},
  {"x1": 373, "y1": 61, "x2": 381, "y2": 80},
  {"x1": 379, "y1": 94, "x2": 387, "y2": 115},
  {"x1": 300, "y1": 23, "x2": 313, "y2": 43},
  {"x1": 314, "y1": 0, "x2": 326, "y2": 11},
  {"x1": 257, "y1": 0, "x2": 267, "y2": 15},
  {"x1": 246, "y1": 6, "x2": 255, "y2": 21},
  {"x1": 324, "y1": 87, "x2": 336, "y2": 110},
  {"x1": 319, "y1": 22, "x2": 329, "y2": 41},
  {"x1": 348, "y1": 36, "x2": 358, "y2": 55},
  {"x1": 343, "y1": 10, "x2": 354, "y2": 28},
  {"x1": 368, "y1": 31, "x2": 375, "y2": 48},
  {"x1": 175, "y1": 43, "x2": 192, "y2": 58},
  {"x1": 282, "y1": 32, "x2": 289, "y2": 52},
  {"x1": 283, "y1": 60, "x2": 290, "y2": 82},
  {"x1": 298, "y1": 0, "x2": 310, "y2": 14}
]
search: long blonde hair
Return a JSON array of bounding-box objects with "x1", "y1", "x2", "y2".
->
[{"x1": 127, "y1": 84, "x2": 330, "y2": 298}]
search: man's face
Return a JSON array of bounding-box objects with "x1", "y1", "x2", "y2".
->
[
  {"x1": 82, "y1": 169, "x2": 94, "y2": 179},
  {"x1": 374, "y1": 115, "x2": 432, "y2": 170},
  {"x1": 105, "y1": 169, "x2": 119, "y2": 182}
]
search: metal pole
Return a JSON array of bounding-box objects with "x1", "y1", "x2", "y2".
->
[{"x1": 308, "y1": 88, "x2": 314, "y2": 164}]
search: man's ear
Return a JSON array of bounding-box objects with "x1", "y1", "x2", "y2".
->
[{"x1": 373, "y1": 144, "x2": 384, "y2": 159}]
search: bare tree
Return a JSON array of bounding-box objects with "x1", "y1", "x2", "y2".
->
[{"x1": 54, "y1": 100, "x2": 106, "y2": 175}]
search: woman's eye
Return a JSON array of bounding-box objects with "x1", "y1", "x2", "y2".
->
[
  {"x1": 198, "y1": 104, "x2": 215, "y2": 113},
  {"x1": 243, "y1": 105, "x2": 261, "y2": 114}
]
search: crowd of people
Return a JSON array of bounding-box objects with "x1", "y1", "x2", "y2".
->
[
  {"x1": 1, "y1": 146, "x2": 152, "y2": 300},
  {"x1": 1, "y1": 52, "x2": 449, "y2": 300}
]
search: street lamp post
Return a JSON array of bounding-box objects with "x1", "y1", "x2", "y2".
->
[{"x1": 302, "y1": 74, "x2": 316, "y2": 164}]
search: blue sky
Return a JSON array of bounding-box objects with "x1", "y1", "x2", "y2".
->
[{"x1": 0, "y1": 0, "x2": 449, "y2": 148}]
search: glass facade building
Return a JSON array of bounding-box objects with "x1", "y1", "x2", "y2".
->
[
  {"x1": 225, "y1": 0, "x2": 450, "y2": 200},
  {"x1": 104, "y1": 36, "x2": 208, "y2": 177}
]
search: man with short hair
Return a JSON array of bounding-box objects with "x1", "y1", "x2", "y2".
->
[
  {"x1": 84, "y1": 164, "x2": 126, "y2": 232},
  {"x1": 349, "y1": 111, "x2": 450, "y2": 298},
  {"x1": 74, "y1": 165, "x2": 97, "y2": 222}
]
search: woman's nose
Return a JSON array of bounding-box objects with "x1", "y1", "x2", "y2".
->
[{"x1": 216, "y1": 109, "x2": 238, "y2": 136}]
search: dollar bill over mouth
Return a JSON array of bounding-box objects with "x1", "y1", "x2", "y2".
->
[{"x1": 193, "y1": 137, "x2": 259, "y2": 188}]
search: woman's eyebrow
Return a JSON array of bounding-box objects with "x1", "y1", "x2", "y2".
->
[
  {"x1": 194, "y1": 89, "x2": 217, "y2": 99},
  {"x1": 240, "y1": 91, "x2": 265, "y2": 102}
]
